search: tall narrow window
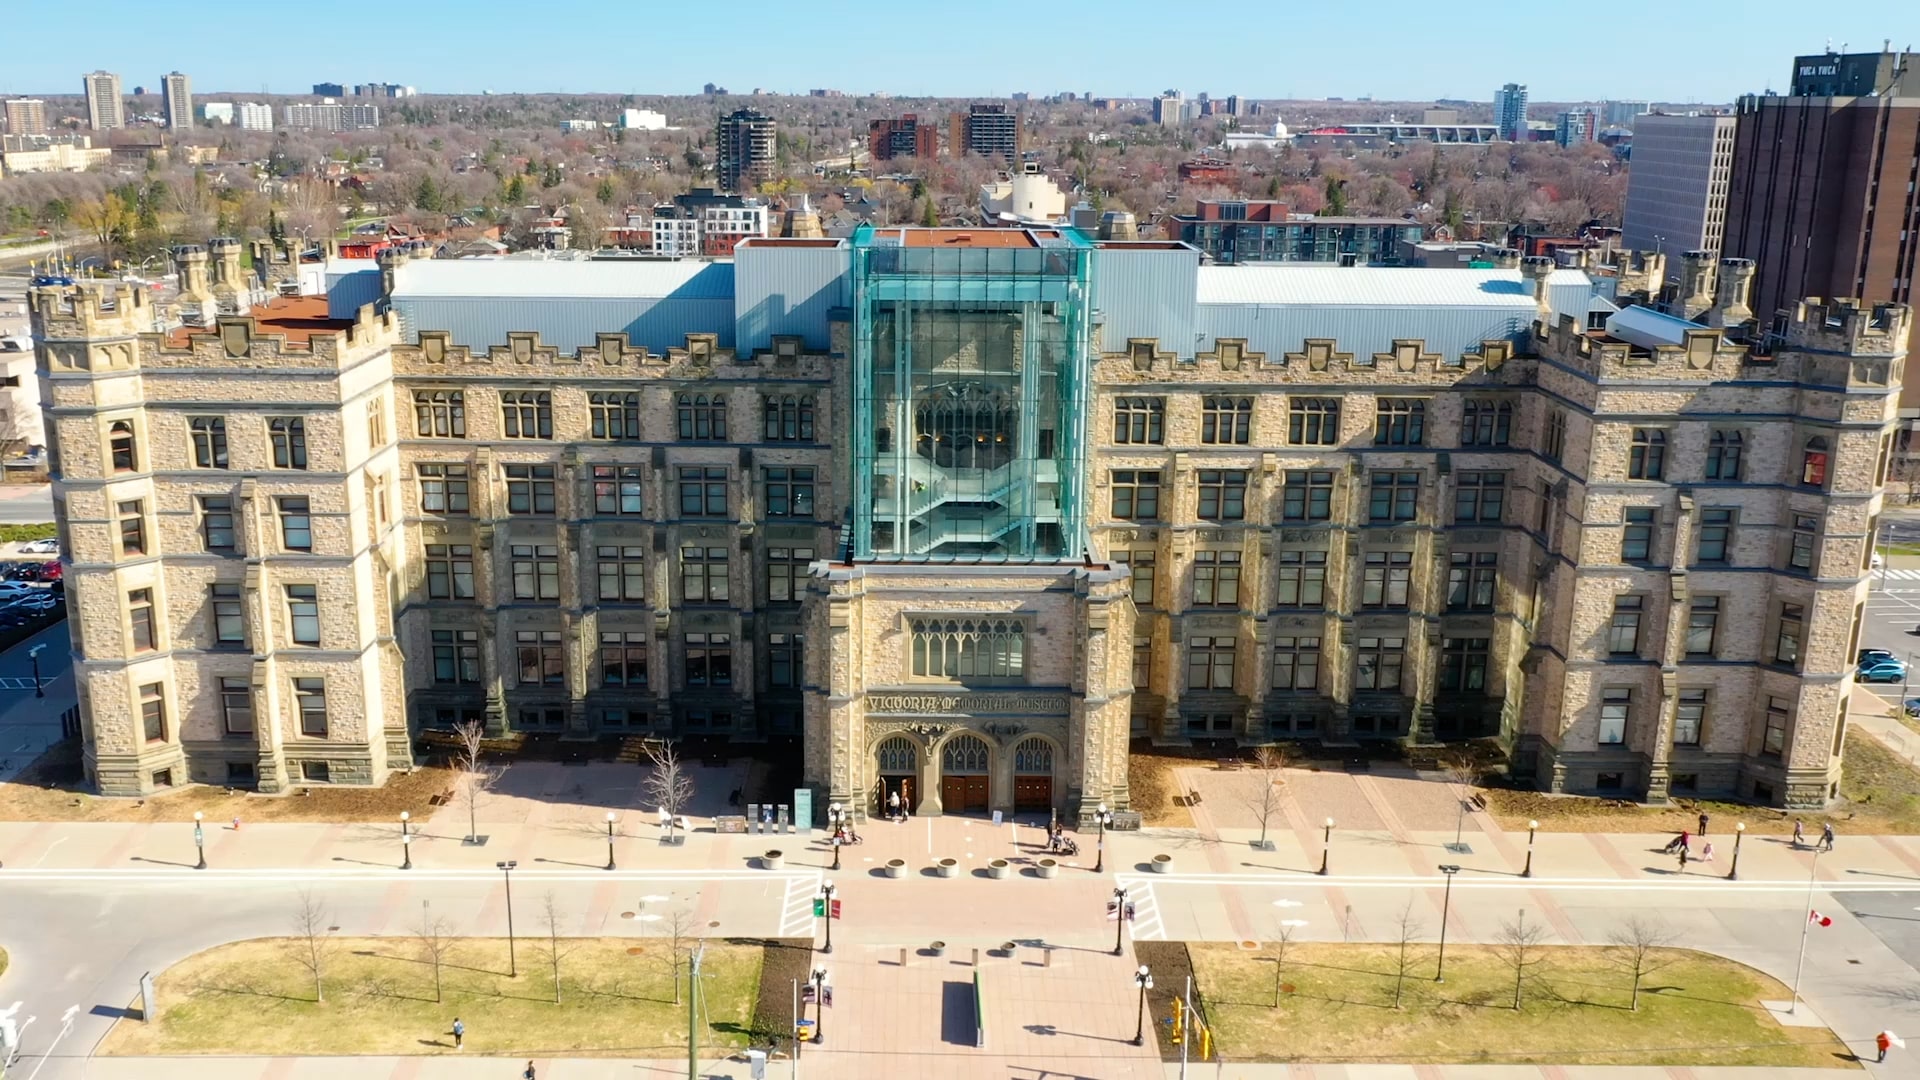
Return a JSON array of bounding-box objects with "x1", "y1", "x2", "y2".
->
[
  {"x1": 278, "y1": 497, "x2": 311, "y2": 551},
  {"x1": 294, "y1": 678, "x2": 329, "y2": 737},
  {"x1": 109, "y1": 420, "x2": 138, "y2": 472},
  {"x1": 768, "y1": 632, "x2": 802, "y2": 688},
  {"x1": 1621, "y1": 507, "x2": 1654, "y2": 563},
  {"x1": 763, "y1": 394, "x2": 816, "y2": 442},
  {"x1": 117, "y1": 499, "x2": 146, "y2": 556},
  {"x1": 129, "y1": 588, "x2": 156, "y2": 652},
  {"x1": 1373, "y1": 398, "x2": 1426, "y2": 445},
  {"x1": 1608, "y1": 596, "x2": 1643, "y2": 655},
  {"x1": 219, "y1": 677, "x2": 253, "y2": 735},
  {"x1": 366, "y1": 398, "x2": 387, "y2": 449},
  {"x1": 268, "y1": 417, "x2": 308, "y2": 469},
  {"x1": 1695, "y1": 508, "x2": 1734, "y2": 564},
  {"x1": 1685, "y1": 596, "x2": 1719, "y2": 656},
  {"x1": 1191, "y1": 551, "x2": 1241, "y2": 606},
  {"x1": 1761, "y1": 697, "x2": 1789, "y2": 758},
  {"x1": 1112, "y1": 397, "x2": 1164, "y2": 444},
  {"x1": 210, "y1": 583, "x2": 245, "y2": 646},
  {"x1": 1544, "y1": 409, "x2": 1567, "y2": 461},
  {"x1": 1628, "y1": 428, "x2": 1666, "y2": 480},
  {"x1": 588, "y1": 391, "x2": 642, "y2": 440},
  {"x1": 1774, "y1": 603, "x2": 1803, "y2": 667},
  {"x1": 500, "y1": 391, "x2": 553, "y2": 439},
  {"x1": 1789, "y1": 514, "x2": 1818, "y2": 572},
  {"x1": 1288, "y1": 398, "x2": 1339, "y2": 445},
  {"x1": 1800, "y1": 436, "x2": 1830, "y2": 487},
  {"x1": 189, "y1": 416, "x2": 229, "y2": 468},
  {"x1": 1598, "y1": 688, "x2": 1630, "y2": 744},
  {"x1": 413, "y1": 389, "x2": 466, "y2": 437},
  {"x1": 1128, "y1": 550, "x2": 1157, "y2": 605},
  {"x1": 140, "y1": 682, "x2": 167, "y2": 742},
  {"x1": 286, "y1": 585, "x2": 320, "y2": 645},
  {"x1": 1200, "y1": 396, "x2": 1252, "y2": 444},
  {"x1": 1674, "y1": 690, "x2": 1707, "y2": 746},
  {"x1": 1705, "y1": 429, "x2": 1743, "y2": 480}
]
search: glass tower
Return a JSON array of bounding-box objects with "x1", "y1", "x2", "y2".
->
[{"x1": 850, "y1": 226, "x2": 1094, "y2": 561}]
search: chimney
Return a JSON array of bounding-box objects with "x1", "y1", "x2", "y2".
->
[
  {"x1": 1099, "y1": 211, "x2": 1137, "y2": 241},
  {"x1": 1707, "y1": 257, "x2": 1755, "y2": 329},
  {"x1": 208, "y1": 236, "x2": 250, "y2": 315},
  {"x1": 1490, "y1": 247, "x2": 1521, "y2": 270},
  {"x1": 1679, "y1": 249, "x2": 1716, "y2": 320},
  {"x1": 1519, "y1": 255, "x2": 1555, "y2": 319},
  {"x1": 377, "y1": 245, "x2": 411, "y2": 299},
  {"x1": 171, "y1": 243, "x2": 210, "y2": 297}
]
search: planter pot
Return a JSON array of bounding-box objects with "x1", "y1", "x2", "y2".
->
[
  {"x1": 763, "y1": 850, "x2": 784, "y2": 870},
  {"x1": 929, "y1": 941, "x2": 947, "y2": 957},
  {"x1": 936, "y1": 857, "x2": 959, "y2": 878},
  {"x1": 1150, "y1": 853, "x2": 1173, "y2": 874},
  {"x1": 1036, "y1": 858, "x2": 1059, "y2": 879},
  {"x1": 988, "y1": 858, "x2": 1010, "y2": 879},
  {"x1": 885, "y1": 858, "x2": 906, "y2": 879}
]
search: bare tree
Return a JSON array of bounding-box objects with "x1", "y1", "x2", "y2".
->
[
  {"x1": 453, "y1": 719, "x2": 501, "y2": 844},
  {"x1": 1492, "y1": 910, "x2": 1550, "y2": 1011},
  {"x1": 1604, "y1": 916, "x2": 1679, "y2": 1012},
  {"x1": 1241, "y1": 745, "x2": 1288, "y2": 852},
  {"x1": 539, "y1": 892, "x2": 576, "y2": 1005},
  {"x1": 1444, "y1": 753, "x2": 1479, "y2": 851},
  {"x1": 1390, "y1": 900, "x2": 1426, "y2": 1009},
  {"x1": 289, "y1": 889, "x2": 333, "y2": 1003},
  {"x1": 648, "y1": 903, "x2": 698, "y2": 1007},
  {"x1": 642, "y1": 741, "x2": 695, "y2": 843},
  {"x1": 413, "y1": 901, "x2": 454, "y2": 1004},
  {"x1": 1267, "y1": 923, "x2": 1296, "y2": 1008}
]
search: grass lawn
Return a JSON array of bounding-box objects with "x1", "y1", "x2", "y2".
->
[
  {"x1": 102, "y1": 937, "x2": 760, "y2": 1057},
  {"x1": 1186, "y1": 942, "x2": 1853, "y2": 1068}
]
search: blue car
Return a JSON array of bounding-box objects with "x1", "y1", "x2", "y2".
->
[{"x1": 1857, "y1": 658, "x2": 1908, "y2": 683}]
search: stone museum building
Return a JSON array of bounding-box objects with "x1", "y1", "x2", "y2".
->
[{"x1": 33, "y1": 231, "x2": 1908, "y2": 816}]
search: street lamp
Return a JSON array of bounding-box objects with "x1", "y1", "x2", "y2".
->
[
  {"x1": 496, "y1": 860, "x2": 519, "y2": 977},
  {"x1": 1435, "y1": 864, "x2": 1461, "y2": 981},
  {"x1": 399, "y1": 810, "x2": 410, "y2": 838},
  {"x1": 192, "y1": 811, "x2": 206, "y2": 870},
  {"x1": 828, "y1": 804, "x2": 845, "y2": 871},
  {"x1": 1112, "y1": 885, "x2": 1129, "y2": 956},
  {"x1": 401, "y1": 830, "x2": 412, "y2": 870},
  {"x1": 1522, "y1": 819, "x2": 1538, "y2": 878},
  {"x1": 1131, "y1": 964, "x2": 1154, "y2": 1046},
  {"x1": 1727, "y1": 821, "x2": 1746, "y2": 881},
  {"x1": 810, "y1": 966, "x2": 828, "y2": 1043},
  {"x1": 1318, "y1": 817, "x2": 1334, "y2": 876},
  {"x1": 818, "y1": 880, "x2": 837, "y2": 954},
  {"x1": 28, "y1": 643, "x2": 45, "y2": 698},
  {"x1": 604, "y1": 811, "x2": 618, "y2": 871},
  {"x1": 1093, "y1": 803, "x2": 1114, "y2": 873}
]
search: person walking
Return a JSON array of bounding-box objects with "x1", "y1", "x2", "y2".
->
[
  {"x1": 657, "y1": 805, "x2": 671, "y2": 831},
  {"x1": 901, "y1": 791, "x2": 912, "y2": 819},
  {"x1": 1699, "y1": 840, "x2": 1715, "y2": 863},
  {"x1": 1821, "y1": 822, "x2": 1836, "y2": 852},
  {"x1": 525, "y1": 1061, "x2": 538, "y2": 1080},
  {"x1": 1875, "y1": 1029, "x2": 1893, "y2": 1062},
  {"x1": 887, "y1": 789, "x2": 901, "y2": 823},
  {"x1": 1677, "y1": 845, "x2": 1689, "y2": 872},
  {"x1": 1792, "y1": 819, "x2": 1805, "y2": 848},
  {"x1": 1663, "y1": 829, "x2": 1689, "y2": 855},
  {"x1": 1697, "y1": 811, "x2": 1710, "y2": 837},
  {"x1": 451, "y1": 1017, "x2": 465, "y2": 1049}
]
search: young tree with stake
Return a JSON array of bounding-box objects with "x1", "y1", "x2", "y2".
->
[
  {"x1": 1390, "y1": 900, "x2": 1426, "y2": 1009},
  {"x1": 1493, "y1": 910, "x2": 1550, "y2": 1010},
  {"x1": 1604, "y1": 915, "x2": 1678, "y2": 1011},
  {"x1": 289, "y1": 889, "x2": 333, "y2": 1004},
  {"x1": 413, "y1": 901, "x2": 454, "y2": 1004},
  {"x1": 1241, "y1": 745, "x2": 1288, "y2": 851},
  {"x1": 452, "y1": 719, "x2": 501, "y2": 845},
  {"x1": 642, "y1": 742, "x2": 695, "y2": 843}
]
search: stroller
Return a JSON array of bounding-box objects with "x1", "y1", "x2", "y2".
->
[{"x1": 1048, "y1": 831, "x2": 1079, "y2": 857}]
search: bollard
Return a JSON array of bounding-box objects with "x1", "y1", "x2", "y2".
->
[
  {"x1": 1044, "y1": 948, "x2": 1052, "y2": 969},
  {"x1": 899, "y1": 947, "x2": 908, "y2": 967},
  {"x1": 972, "y1": 947, "x2": 980, "y2": 967}
]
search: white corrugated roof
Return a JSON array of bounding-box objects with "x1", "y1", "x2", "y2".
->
[
  {"x1": 1606, "y1": 303, "x2": 1698, "y2": 349},
  {"x1": 1194, "y1": 265, "x2": 1590, "y2": 308},
  {"x1": 391, "y1": 258, "x2": 735, "y2": 300}
]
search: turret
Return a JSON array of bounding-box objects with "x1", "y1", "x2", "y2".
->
[
  {"x1": 208, "y1": 236, "x2": 250, "y2": 315},
  {"x1": 1489, "y1": 247, "x2": 1521, "y2": 270},
  {"x1": 1706, "y1": 257, "x2": 1755, "y2": 330},
  {"x1": 1520, "y1": 255, "x2": 1554, "y2": 319},
  {"x1": 1679, "y1": 250, "x2": 1715, "y2": 320},
  {"x1": 377, "y1": 245, "x2": 411, "y2": 300},
  {"x1": 1098, "y1": 211, "x2": 1137, "y2": 241}
]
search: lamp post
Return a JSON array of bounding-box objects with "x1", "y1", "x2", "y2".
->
[
  {"x1": 819, "y1": 880, "x2": 837, "y2": 954},
  {"x1": 1112, "y1": 885, "x2": 1129, "y2": 956},
  {"x1": 401, "y1": 830, "x2": 412, "y2": 870},
  {"x1": 400, "y1": 810, "x2": 410, "y2": 838},
  {"x1": 28, "y1": 643, "x2": 45, "y2": 698},
  {"x1": 1131, "y1": 964, "x2": 1154, "y2": 1046},
  {"x1": 605, "y1": 811, "x2": 618, "y2": 871},
  {"x1": 1318, "y1": 817, "x2": 1334, "y2": 876},
  {"x1": 810, "y1": 966, "x2": 828, "y2": 1043},
  {"x1": 1522, "y1": 819, "x2": 1538, "y2": 878},
  {"x1": 192, "y1": 811, "x2": 206, "y2": 870},
  {"x1": 1435, "y1": 863, "x2": 1461, "y2": 981},
  {"x1": 497, "y1": 860, "x2": 519, "y2": 977},
  {"x1": 1727, "y1": 821, "x2": 1746, "y2": 881},
  {"x1": 828, "y1": 804, "x2": 845, "y2": 871},
  {"x1": 1094, "y1": 803, "x2": 1114, "y2": 873}
]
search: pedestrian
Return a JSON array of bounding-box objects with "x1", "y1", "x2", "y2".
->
[
  {"x1": 1677, "y1": 846, "x2": 1689, "y2": 872},
  {"x1": 1821, "y1": 822, "x2": 1836, "y2": 852},
  {"x1": 1699, "y1": 840, "x2": 1715, "y2": 863},
  {"x1": 1697, "y1": 811, "x2": 1709, "y2": 837},
  {"x1": 901, "y1": 792, "x2": 912, "y2": 819},
  {"x1": 1663, "y1": 829, "x2": 1689, "y2": 855},
  {"x1": 525, "y1": 1060, "x2": 538, "y2": 1080},
  {"x1": 1875, "y1": 1029, "x2": 1893, "y2": 1062},
  {"x1": 887, "y1": 789, "x2": 900, "y2": 822},
  {"x1": 1792, "y1": 819, "x2": 1805, "y2": 848},
  {"x1": 657, "y1": 805, "x2": 671, "y2": 830},
  {"x1": 231, "y1": 816, "x2": 241, "y2": 832},
  {"x1": 451, "y1": 1017, "x2": 464, "y2": 1049}
]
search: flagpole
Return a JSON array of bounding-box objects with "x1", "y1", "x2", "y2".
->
[{"x1": 1789, "y1": 846, "x2": 1821, "y2": 1015}]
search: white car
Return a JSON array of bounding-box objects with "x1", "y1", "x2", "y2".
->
[{"x1": 17, "y1": 539, "x2": 57, "y2": 554}]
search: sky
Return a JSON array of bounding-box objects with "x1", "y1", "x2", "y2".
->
[{"x1": 5, "y1": 0, "x2": 1916, "y2": 104}]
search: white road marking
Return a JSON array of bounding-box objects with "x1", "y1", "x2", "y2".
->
[
  {"x1": 778, "y1": 869, "x2": 824, "y2": 936},
  {"x1": 0, "y1": 867, "x2": 820, "y2": 884},
  {"x1": 1271, "y1": 899, "x2": 1303, "y2": 908},
  {"x1": 1115, "y1": 872, "x2": 1920, "y2": 894},
  {"x1": 1279, "y1": 918, "x2": 1310, "y2": 927},
  {"x1": 1127, "y1": 881, "x2": 1166, "y2": 941}
]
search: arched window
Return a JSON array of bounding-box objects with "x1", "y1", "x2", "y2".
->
[
  {"x1": 764, "y1": 394, "x2": 816, "y2": 442},
  {"x1": 1013, "y1": 738, "x2": 1054, "y2": 774},
  {"x1": 1461, "y1": 399, "x2": 1512, "y2": 446},
  {"x1": 108, "y1": 420, "x2": 138, "y2": 472},
  {"x1": 910, "y1": 618, "x2": 1026, "y2": 681},
  {"x1": 1801, "y1": 436, "x2": 1830, "y2": 487},
  {"x1": 941, "y1": 734, "x2": 990, "y2": 774},
  {"x1": 1706, "y1": 429, "x2": 1743, "y2": 480},
  {"x1": 678, "y1": 393, "x2": 727, "y2": 440},
  {"x1": 876, "y1": 737, "x2": 917, "y2": 773},
  {"x1": 413, "y1": 389, "x2": 465, "y2": 437}
]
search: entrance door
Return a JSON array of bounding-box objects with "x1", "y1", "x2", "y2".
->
[
  {"x1": 876, "y1": 736, "x2": 918, "y2": 816},
  {"x1": 940, "y1": 733, "x2": 992, "y2": 815},
  {"x1": 942, "y1": 775, "x2": 989, "y2": 813},
  {"x1": 1012, "y1": 737, "x2": 1054, "y2": 812}
]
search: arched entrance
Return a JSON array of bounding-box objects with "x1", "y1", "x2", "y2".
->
[
  {"x1": 1012, "y1": 737, "x2": 1055, "y2": 812},
  {"x1": 940, "y1": 733, "x2": 991, "y2": 814},
  {"x1": 875, "y1": 736, "x2": 918, "y2": 816}
]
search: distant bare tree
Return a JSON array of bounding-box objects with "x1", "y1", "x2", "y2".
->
[
  {"x1": 1241, "y1": 745, "x2": 1288, "y2": 851},
  {"x1": 1444, "y1": 753, "x2": 1479, "y2": 850},
  {"x1": 452, "y1": 719, "x2": 501, "y2": 845},
  {"x1": 1390, "y1": 900, "x2": 1425, "y2": 1009},
  {"x1": 1605, "y1": 916, "x2": 1679, "y2": 1012},
  {"x1": 539, "y1": 891, "x2": 576, "y2": 1005},
  {"x1": 655, "y1": 905, "x2": 697, "y2": 1007},
  {"x1": 642, "y1": 741, "x2": 695, "y2": 843},
  {"x1": 413, "y1": 901, "x2": 454, "y2": 1004},
  {"x1": 1492, "y1": 910, "x2": 1550, "y2": 1010},
  {"x1": 289, "y1": 889, "x2": 333, "y2": 1003},
  {"x1": 1267, "y1": 922, "x2": 1296, "y2": 1008}
]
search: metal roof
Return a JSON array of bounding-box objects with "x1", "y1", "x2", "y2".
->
[
  {"x1": 1194, "y1": 265, "x2": 1590, "y2": 309},
  {"x1": 1606, "y1": 303, "x2": 1698, "y2": 349},
  {"x1": 390, "y1": 258, "x2": 735, "y2": 300}
]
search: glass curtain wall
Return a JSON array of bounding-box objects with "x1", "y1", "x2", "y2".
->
[{"x1": 851, "y1": 228, "x2": 1093, "y2": 560}]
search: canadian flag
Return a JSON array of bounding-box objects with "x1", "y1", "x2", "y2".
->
[{"x1": 1809, "y1": 910, "x2": 1833, "y2": 927}]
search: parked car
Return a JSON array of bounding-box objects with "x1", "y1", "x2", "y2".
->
[
  {"x1": 1857, "y1": 658, "x2": 1909, "y2": 683},
  {"x1": 1860, "y1": 648, "x2": 1897, "y2": 666},
  {"x1": 1905, "y1": 697, "x2": 1920, "y2": 718},
  {"x1": 16, "y1": 539, "x2": 58, "y2": 554}
]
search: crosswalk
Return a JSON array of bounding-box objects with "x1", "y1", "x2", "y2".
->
[
  {"x1": 1879, "y1": 569, "x2": 1920, "y2": 580},
  {"x1": 0, "y1": 677, "x2": 42, "y2": 690}
]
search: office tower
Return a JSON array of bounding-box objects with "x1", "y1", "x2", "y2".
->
[
  {"x1": 312, "y1": 82, "x2": 346, "y2": 97},
  {"x1": 715, "y1": 107, "x2": 776, "y2": 192},
  {"x1": 1493, "y1": 83, "x2": 1528, "y2": 141},
  {"x1": 947, "y1": 103, "x2": 1020, "y2": 162},
  {"x1": 1621, "y1": 114, "x2": 1737, "y2": 283},
  {"x1": 1602, "y1": 100, "x2": 1649, "y2": 127},
  {"x1": 83, "y1": 70, "x2": 124, "y2": 131},
  {"x1": 3, "y1": 98, "x2": 47, "y2": 135},
  {"x1": 1152, "y1": 91, "x2": 1183, "y2": 126},
  {"x1": 868, "y1": 114, "x2": 939, "y2": 161},
  {"x1": 162, "y1": 72, "x2": 192, "y2": 130},
  {"x1": 1554, "y1": 108, "x2": 1597, "y2": 146}
]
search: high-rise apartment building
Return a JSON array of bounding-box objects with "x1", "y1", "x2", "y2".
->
[
  {"x1": 868, "y1": 114, "x2": 939, "y2": 161},
  {"x1": 1554, "y1": 108, "x2": 1597, "y2": 146},
  {"x1": 715, "y1": 107, "x2": 776, "y2": 192},
  {"x1": 3, "y1": 98, "x2": 47, "y2": 135},
  {"x1": 948, "y1": 103, "x2": 1020, "y2": 162},
  {"x1": 83, "y1": 71, "x2": 124, "y2": 131},
  {"x1": 236, "y1": 103, "x2": 274, "y2": 132},
  {"x1": 161, "y1": 72, "x2": 192, "y2": 130},
  {"x1": 1493, "y1": 83, "x2": 1528, "y2": 141},
  {"x1": 282, "y1": 101, "x2": 380, "y2": 131},
  {"x1": 1153, "y1": 91, "x2": 1183, "y2": 126},
  {"x1": 1621, "y1": 114, "x2": 1737, "y2": 284},
  {"x1": 1723, "y1": 48, "x2": 1919, "y2": 377},
  {"x1": 1603, "y1": 100, "x2": 1650, "y2": 128}
]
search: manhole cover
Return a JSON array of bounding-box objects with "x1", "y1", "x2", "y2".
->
[
  {"x1": 709, "y1": 921, "x2": 721, "y2": 928},
  {"x1": 1238, "y1": 940, "x2": 1260, "y2": 951},
  {"x1": 626, "y1": 947, "x2": 644, "y2": 955},
  {"x1": 620, "y1": 911, "x2": 636, "y2": 919}
]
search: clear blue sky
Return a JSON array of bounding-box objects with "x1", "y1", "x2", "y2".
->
[{"x1": 5, "y1": 0, "x2": 1913, "y2": 103}]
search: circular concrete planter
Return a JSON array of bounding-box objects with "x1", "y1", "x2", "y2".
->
[
  {"x1": 1150, "y1": 853, "x2": 1173, "y2": 873},
  {"x1": 936, "y1": 857, "x2": 959, "y2": 878},
  {"x1": 885, "y1": 858, "x2": 906, "y2": 878},
  {"x1": 988, "y1": 858, "x2": 1010, "y2": 879},
  {"x1": 929, "y1": 941, "x2": 947, "y2": 957},
  {"x1": 763, "y1": 850, "x2": 784, "y2": 870},
  {"x1": 1037, "y1": 858, "x2": 1059, "y2": 879}
]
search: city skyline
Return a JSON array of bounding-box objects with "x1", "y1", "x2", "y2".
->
[{"x1": 0, "y1": 0, "x2": 1907, "y2": 103}]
